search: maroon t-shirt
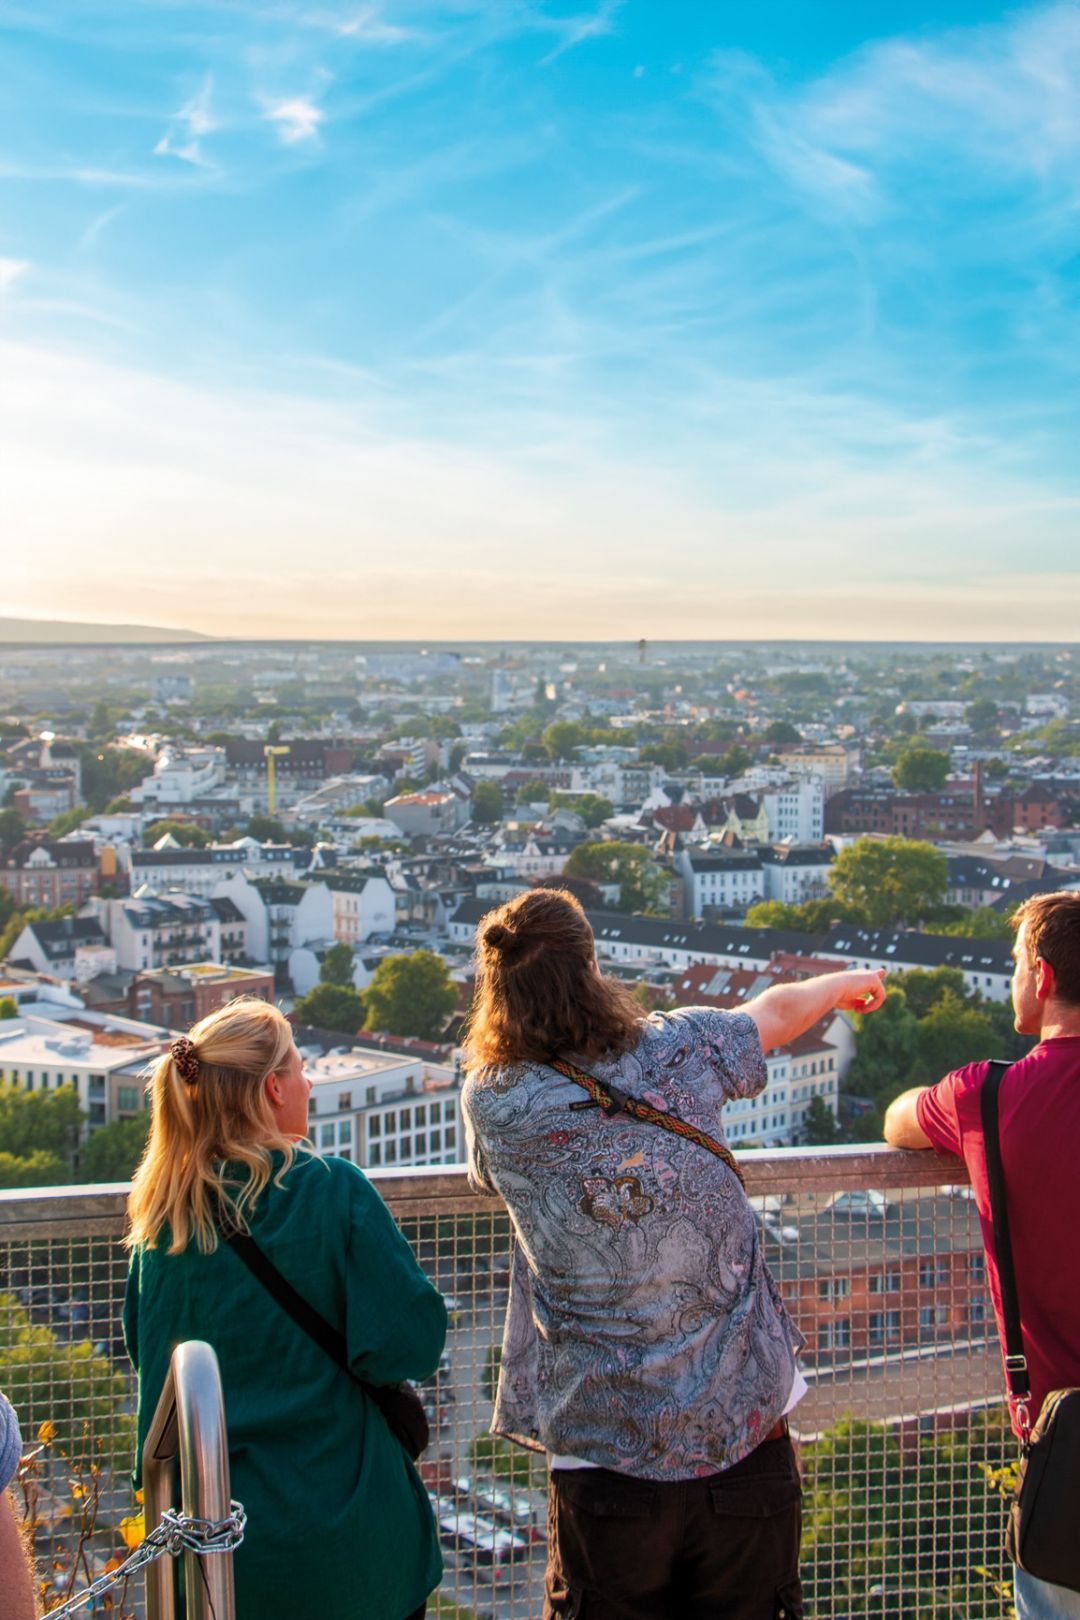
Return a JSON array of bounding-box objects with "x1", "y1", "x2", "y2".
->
[{"x1": 916, "y1": 1036, "x2": 1080, "y2": 1435}]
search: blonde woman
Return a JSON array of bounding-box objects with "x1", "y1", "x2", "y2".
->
[{"x1": 124, "y1": 998, "x2": 446, "y2": 1620}]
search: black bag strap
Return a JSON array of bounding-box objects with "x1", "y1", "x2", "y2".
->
[
  {"x1": 549, "y1": 1055, "x2": 746, "y2": 1188},
  {"x1": 222, "y1": 1227, "x2": 355, "y2": 1381},
  {"x1": 980, "y1": 1059, "x2": 1032, "y2": 1409}
]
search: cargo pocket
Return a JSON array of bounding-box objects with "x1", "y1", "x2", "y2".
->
[
  {"x1": 708, "y1": 1475, "x2": 803, "y2": 1598},
  {"x1": 550, "y1": 1472, "x2": 663, "y2": 1600}
]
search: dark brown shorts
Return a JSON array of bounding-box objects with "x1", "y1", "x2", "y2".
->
[{"x1": 544, "y1": 1434, "x2": 804, "y2": 1620}]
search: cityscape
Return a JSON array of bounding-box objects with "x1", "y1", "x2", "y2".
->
[
  {"x1": 4, "y1": 0, "x2": 1080, "y2": 1614},
  {"x1": 1, "y1": 631, "x2": 1076, "y2": 1613}
]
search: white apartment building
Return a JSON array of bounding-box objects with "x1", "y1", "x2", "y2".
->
[
  {"x1": 127, "y1": 838, "x2": 307, "y2": 897},
  {"x1": 0, "y1": 1011, "x2": 166, "y2": 1131},
  {"x1": 91, "y1": 890, "x2": 248, "y2": 973},
  {"x1": 324, "y1": 873, "x2": 397, "y2": 947},
  {"x1": 129, "y1": 746, "x2": 226, "y2": 807},
  {"x1": 679, "y1": 850, "x2": 766, "y2": 917},
  {"x1": 303, "y1": 1046, "x2": 463, "y2": 1170},
  {"x1": 212, "y1": 872, "x2": 334, "y2": 973}
]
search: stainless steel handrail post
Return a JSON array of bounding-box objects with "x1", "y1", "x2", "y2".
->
[{"x1": 142, "y1": 1340, "x2": 237, "y2": 1620}]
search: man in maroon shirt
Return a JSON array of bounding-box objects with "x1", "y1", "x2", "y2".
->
[{"x1": 885, "y1": 891, "x2": 1080, "y2": 1620}]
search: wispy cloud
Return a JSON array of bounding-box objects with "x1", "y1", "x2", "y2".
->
[
  {"x1": 264, "y1": 94, "x2": 324, "y2": 143},
  {"x1": 155, "y1": 74, "x2": 218, "y2": 166},
  {"x1": 0, "y1": 258, "x2": 29, "y2": 293},
  {"x1": 538, "y1": 0, "x2": 626, "y2": 67}
]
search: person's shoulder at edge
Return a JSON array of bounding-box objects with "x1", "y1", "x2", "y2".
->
[{"x1": 0, "y1": 1392, "x2": 21, "y2": 1493}]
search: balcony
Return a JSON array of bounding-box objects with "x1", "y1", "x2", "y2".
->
[{"x1": 0, "y1": 1148, "x2": 1015, "y2": 1619}]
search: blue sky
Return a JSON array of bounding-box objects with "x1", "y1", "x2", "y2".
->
[{"x1": 1, "y1": 0, "x2": 1079, "y2": 639}]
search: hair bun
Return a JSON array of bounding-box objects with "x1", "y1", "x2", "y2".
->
[{"x1": 484, "y1": 922, "x2": 517, "y2": 952}]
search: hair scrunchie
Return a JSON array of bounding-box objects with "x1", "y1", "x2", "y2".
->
[{"x1": 170, "y1": 1036, "x2": 200, "y2": 1082}]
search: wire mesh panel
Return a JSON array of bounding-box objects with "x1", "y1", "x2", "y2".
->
[
  {"x1": 0, "y1": 1189, "x2": 138, "y2": 1615},
  {"x1": 0, "y1": 1153, "x2": 1016, "y2": 1620}
]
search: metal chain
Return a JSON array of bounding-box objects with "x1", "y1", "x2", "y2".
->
[{"x1": 41, "y1": 1502, "x2": 247, "y2": 1620}]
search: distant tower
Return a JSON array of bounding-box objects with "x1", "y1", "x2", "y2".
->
[{"x1": 638, "y1": 638, "x2": 648, "y2": 665}]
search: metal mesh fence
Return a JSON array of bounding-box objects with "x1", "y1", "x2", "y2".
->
[{"x1": 0, "y1": 1152, "x2": 1015, "y2": 1619}]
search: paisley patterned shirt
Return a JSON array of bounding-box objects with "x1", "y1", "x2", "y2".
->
[{"x1": 462, "y1": 1008, "x2": 804, "y2": 1481}]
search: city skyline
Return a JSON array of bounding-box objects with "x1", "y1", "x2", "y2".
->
[{"x1": 3, "y1": 1, "x2": 1079, "y2": 640}]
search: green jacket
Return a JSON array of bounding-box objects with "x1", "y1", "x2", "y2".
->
[{"x1": 124, "y1": 1151, "x2": 446, "y2": 1620}]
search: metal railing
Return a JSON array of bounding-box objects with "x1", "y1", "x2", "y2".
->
[
  {"x1": 143, "y1": 1341, "x2": 236, "y2": 1620},
  {"x1": 0, "y1": 1149, "x2": 1016, "y2": 1619}
]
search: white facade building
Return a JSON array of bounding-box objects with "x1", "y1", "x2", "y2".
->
[{"x1": 303, "y1": 1046, "x2": 463, "y2": 1170}]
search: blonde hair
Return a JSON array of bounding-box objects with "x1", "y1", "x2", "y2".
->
[{"x1": 126, "y1": 997, "x2": 302, "y2": 1255}]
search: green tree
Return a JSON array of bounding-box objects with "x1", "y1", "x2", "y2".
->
[
  {"x1": 47, "y1": 806, "x2": 91, "y2": 837},
  {"x1": 563, "y1": 841, "x2": 668, "y2": 914},
  {"x1": 744, "y1": 898, "x2": 861, "y2": 932},
  {"x1": 0, "y1": 1080, "x2": 83, "y2": 1168},
  {"x1": 0, "y1": 808, "x2": 28, "y2": 854},
  {"x1": 78, "y1": 1114, "x2": 150, "y2": 1182},
  {"x1": 843, "y1": 990, "x2": 920, "y2": 1106},
  {"x1": 640, "y1": 741, "x2": 689, "y2": 772},
  {"x1": 79, "y1": 744, "x2": 153, "y2": 812},
  {"x1": 0, "y1": 996, "x2": 17, "y2": 1019},
  {"x1": 89, "y1": 698, "x2": 114, "y2": 738},
  {"x1": 0, "y1": 1289, "x2": 134, "y2": 1456},
  {"x1": 247, "y1": 814, "x2": 286, "y2": 841},
  {"x1": 0, "y1": 1149, "x2": 69, "y2": 1188},
  {"x1": 292, "y1": 983, "x2": 367, "y2": 1033},
  {"x1": 765, "y1": 720, "x2": 802, "y2": 744},
  {"x1": 542, "y1": 721, "x2": 588, "y2": 762},
  {"x1": 716, "y1": 744, "x2": 752, "y2": 777},
  {"x1": 966, "y1": 697, "x2": 1000, "y2": 737},
  {"x1": 914, "y1": 990, "x2": 1005, "y2": 1081},
  {"x1": 891, "y1": 746, "x2": 950, "y2": 792},
  {"x1": 828, "y1": 837, "x2": 947, "y2": 928},
  {"x1": 143, "y1": 818, "x2": 211, "y2": 848},
  {"x1": 801, "y1": 1094, "x2": 841, "y2": 1144},
  {"x1": 363, "y1": 951, "x2": 457, "y2": 1040},
  {"x1": 471, "y1": 781, "x2": 504, "y2": 825},
  {"x1": 888, "y1": 966, "x2": 969, "y2": 1020},
  {"x1": 516, "y1": 779, "x2": 554, "y2": 806},
  {"x1": 552, "y1": 793, "x2": 615, "y2": 828},
  {"x1": 923, "y1": 905, "x2": 1014, "y2": 940},
  {"x1": 448, "y1": 741, "x2": 467, "y2": 774},
  {"x1": 320, "y1": 942, "x2": 356, "y2": 987}
]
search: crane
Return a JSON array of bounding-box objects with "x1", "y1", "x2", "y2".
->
[{"x1": 264, "y1": 745, "x2": 290, "y2": 817}]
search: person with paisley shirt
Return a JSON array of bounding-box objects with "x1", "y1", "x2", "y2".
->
[{"x1": 462, "y1": 887, "x2": 885, "y2": 1620}]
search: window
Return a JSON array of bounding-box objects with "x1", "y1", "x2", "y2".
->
[
  {"x1": 399, "y1": 1135, "x2": 412, "y2": 1158},
  {"x1": 366, "y1": 1086, "x2": 376, "y2": 1105},
  {"x1": 818, "y1": 1278, "x2": 850, "y2": 1301},
  {"x1": 968, "y1": 1252, "x2": 986, "y2": 1282},
  {"x1": 430, "y1": 1129, "x2": 442, "y2": 1151},
  {"x1": 919, "y1": 1304, "x2": 949, "y2": 1331},
  {"x1": 117, "y1": 1086, "x2": 140, "y2": 1111},
  {"x1": 369, "y1": 1142, "x2": 382, "y2": 1166},
  {"x1": 820, "y1": 1319, "x2": 851, "y2": 1351},
  {"x1": 415, "y1": 1105, "x2": 427, "y2": 1126},
  {"x1": 445, "y1": 1126, "x2": 457, "y2": 1151},
  {"x1": 919, "y1": 1260, "x2": 949, "y2": 1288},
  {"x1": 338, "y1": 1091, "x2": 351, "y2": 1111},
  {"x1": 415, "y1": 1133, "x2": 427, "y2": 1155},
  {"x1": 385, "y1": 1110, "x2": 397, "y2": 1132},
  {"x1": 385, "y1": 1140, "x2": 397, "y2": 1163},
  {"x1": 968, "y1": 1294, "x2": 988, "y2": 1327},
  {"x1": 869, "y1": 1310, "x2": 902, "y2": 1346},
  {"x1": 318, "y1": 1124, "x2": 335, "y2": 1149},
  {"x1": 400, "y1": 1108, "x2": 412, "y2": 1130},
  {"x1": 868, "y1": 1270, "x2": 900, "y2": 1294},
  {"x1": 369, "y1": 1116, "x2": 381, "y2": 1136}
]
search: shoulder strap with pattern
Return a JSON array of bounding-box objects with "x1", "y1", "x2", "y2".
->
[{"x1": 549, "y1": 1056, "x2": 746, "y2": 1187}]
